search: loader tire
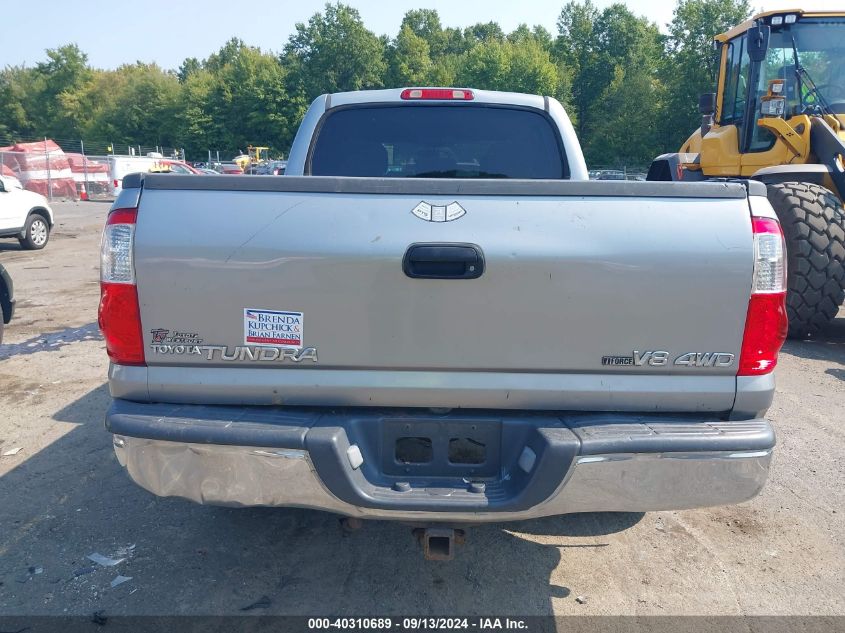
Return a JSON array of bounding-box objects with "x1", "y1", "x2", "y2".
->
[{"x1": 766, "y1": 182, "x2": 845, "y2": 339}]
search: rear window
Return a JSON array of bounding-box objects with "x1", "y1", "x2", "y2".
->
[{"x1": 309, "y1": 105, "x2": 567, "y2": 179}]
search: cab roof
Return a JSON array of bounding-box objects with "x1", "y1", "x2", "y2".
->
[
  {"x1": 715, "y1": 9, "x2": 845, "y2": 42},
  {"x1": 325, "y1": 87, "x2": 548, "y2": 112}
]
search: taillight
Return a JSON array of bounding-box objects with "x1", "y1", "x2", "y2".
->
[
  {"x1": 738, "y1": 215, "x2": 788, "y2": 375},
  {"x1": 99, "y1": 207, "x2": 145, "y2": 366},
  {"x1": 400, "y1": 88, "x2": 474, "y2": 100},
  {"x1": 114, "y1": 179, "x2": 119, "y2": 188}
]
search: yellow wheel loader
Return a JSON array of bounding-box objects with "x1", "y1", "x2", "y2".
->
[
  {"x1": 233, "y1": 146, "x2": 271, "y2": 173},
  {"x1": 649, "y1": 10, "x2": 845, "y2": 338}
]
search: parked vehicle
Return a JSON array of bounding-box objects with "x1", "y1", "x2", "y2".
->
[
  {"x1": 215, "y1": 162, "x2": 244, "y2": 175},
  {"x1": 108, "y1": 156, "x2": 160, "y2": 197},
  {"x1": 253, "y1": 160, "x2": 287, "y2": 175},
  {"x1": 595, "y1": 170, "x2": 625, "y2": 180},
  {"x1": 150, "y1": 161, "x2": 201, "y2": 175},
  {"x1": 108, "y1": 155, "x2": 199, "y2": 196},
  {"x1": 0, "y1": 262, "x2": 14, "y2": 344},
  {"x1": 234, "y1": 145, "x2": 271, "y2": 173},
  {"x1": 0, "y1": 174, "x2": 54, "y2": 250},
  {"x1": 101, "y1": 88, "x2": 786, "y2": 558}
]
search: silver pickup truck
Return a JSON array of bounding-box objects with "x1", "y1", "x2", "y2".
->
[{"x1": 100, "y1": 88, "x2": 787, "y2": 556}]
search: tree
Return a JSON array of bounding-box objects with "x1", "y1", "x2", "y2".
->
[
  {"x1": 177, "y1": 57, "x2": 202, "y2": 83},
  {"x1": 508, "y1": 24, "x2": 554, "y2": 52},
  {"x1": 176, "y1": 68, "x2": 221, "y2": 155},
  {"x1": 204, "y1": 38, "x2": 247, "y2": 73},
  {"x1": 206, "y1": 45, "x2": 298, "y2": 155},
  {"x1": 555, "y1": 1, "x2": 601, "y2": 139},
  {"x1": 555, "y1": 1, "x2": 664, "y2": 166},
  {"x1": 464, "y1": 22, "x2": 505, "y2": 45},
  {"x1": 0, "y1": 67, "x2": 39, "y2": 139},
  {"x1": 459, "y1": 41, "x2": 510, "y2": 90},
  {"x1": 283, "y1": 3, "x2": 386, "y2": 101},
  {"x1": 457, "y1": 39, "x2": 559, "y2": 97},
  {"x1": 659, "y1": 0, "x2": 751, "y2": 149},
  {"x1": 507, "y1": 38, "x2": 561, "y2": 96},
  {"x1": 441, "y1": 27, "x2": 471, "y2": 56},
  {"x1": 386, "y1": 25, "x2": 433, "y2": 87},
  {"x1": 33, "y1": 44, "x2": 93, "y2": 139},
  {"x1": 93, "y1": 63, "x2": 181, "y2": 147},
  {"x1": 400, "y1": 9, "x2": 447, "y2": 58},
  {"x1": 589, "y1": 4, "x2": 665, "y2": 166}
]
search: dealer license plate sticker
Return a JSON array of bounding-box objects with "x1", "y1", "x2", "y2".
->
[{"x1": 243, "y1": 309, "x2": 303, "y2": 349}]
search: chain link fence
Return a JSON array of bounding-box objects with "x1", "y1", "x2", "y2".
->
[{"x1": 0, "y1": 147, "x2": 111, "y2": 201}]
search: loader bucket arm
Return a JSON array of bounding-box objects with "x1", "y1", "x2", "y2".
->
[{"x1": 811, "y1": 118, "x2": 845, "y2": 200}]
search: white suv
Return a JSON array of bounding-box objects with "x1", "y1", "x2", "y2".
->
[{"x1": 0, "y1": 175, "x2": 54, "y2": 250}]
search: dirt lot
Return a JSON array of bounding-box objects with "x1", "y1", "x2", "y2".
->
[{"x1": 0, "y1": 200, "x2": 843, "y2": 617}]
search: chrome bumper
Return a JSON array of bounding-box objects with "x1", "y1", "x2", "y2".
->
[{"x1": 112, "y1": 435, "x2": 772, "y2": 523}]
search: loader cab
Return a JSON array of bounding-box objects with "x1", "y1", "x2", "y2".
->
[
  {"x1": 696, "y1": 11, "x2": 845, "y2": 177},
  {"x1": 652, "y1": 11, "x2": 845, "y2": 341}
]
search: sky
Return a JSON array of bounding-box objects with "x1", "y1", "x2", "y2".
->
[{"x1": 0, "y1": 0, "x2": 839, "y2": 71}]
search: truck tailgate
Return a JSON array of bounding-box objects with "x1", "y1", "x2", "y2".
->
[{"x1": 130, "y1": 177, "x2": 753, "y2": 411}]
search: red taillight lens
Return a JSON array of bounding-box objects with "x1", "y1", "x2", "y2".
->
[
  {"x1": 99, "y1": 282, "x2": 145, "y2": 365},
  {"x1": 400, "y1": 88, "x2": 474, "y2": 100},
  {"x1": 99, "y1": 207, "x2": 145, "y2": 366},
  {"x1": 738, "y1": 214, "x2": 788, "y2": 376},
  {"x1": 114, "y1": 179, "x2": 119, "y2": 188},
  {"x1": 738, "y1": 293, "x2": 788, "y2": 375},
  {"x1": 107, "y1": 208, "x2": 138, "y2": 226}
]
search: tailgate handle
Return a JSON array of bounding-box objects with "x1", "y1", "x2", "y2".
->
[{"x1": 403, "y1": 243, "x2": 484, "y2": 279}]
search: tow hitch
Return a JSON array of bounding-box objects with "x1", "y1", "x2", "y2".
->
[
  {"x1": 413, "y1": 527, "x2": 466, "y2": 561},
  {"x1": 341, "y1": 519, "x2": 467, "y2": 560}
]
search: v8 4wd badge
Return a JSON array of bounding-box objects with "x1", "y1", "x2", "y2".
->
[{"x1": 602, "y1": 350, "x2": 735, "y2": 368}]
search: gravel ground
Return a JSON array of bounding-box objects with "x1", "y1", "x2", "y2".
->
[{"x1": 0, "y1": 201, "x2": 842, "y2": 617}]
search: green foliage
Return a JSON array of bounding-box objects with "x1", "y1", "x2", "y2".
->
[
  {"x1": 509, "y1": 24, "x2": 554, "y2": 51},
  {"x1": 457, "y1": 39, "x2": 560, "y2": 97},
  {"x1": 209, "y1": 45, "x2": 300, "y2": 154},
  {"x1": 554, "y1": 1, "x2": 666, "y2": 165},
  {"x1": 464, "y1": 22, "x2": 506, "y2": 45},
  {"x1": 176, "y1": 69, "x2": 217, "y2": 151},
  {"x1": 177, "y1": 57, "x2": 202, "y2": 83},
  {"x1": 0, "y1": 0, "x2": 753, "y2": 166},
  {"x1": 660, "y1": 0, "x2": 751, "y2": 147},
  {"x1": 34, "y1": 44, "x2": 93, "y2": 139},
  {"x1": 400, "y1": 9, "x2": 448, "y2": 58},
  {"x1": 0, "y1": 66, "x2": 39, "y2": 139},
  {"x1": 175, "y1": 42, "x2": 303, "y2": 156},
  {"x1": 386, "y1": 25, "x2": 434, "y2": 87},
  {"x1": 92, "y1": 63, "x2": 181, "y2": 146},
  {"x1": 284, "y1": 3, "x2": 386, "y2": 101}
]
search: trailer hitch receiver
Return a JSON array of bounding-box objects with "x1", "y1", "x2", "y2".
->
[{"x1": 414, "y1": 527, "x2": 466, "y2": 561}]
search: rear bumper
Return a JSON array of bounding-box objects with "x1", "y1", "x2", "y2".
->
[{"x1": 106, "y1": 400, "x2": 774, "y2": 523}]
